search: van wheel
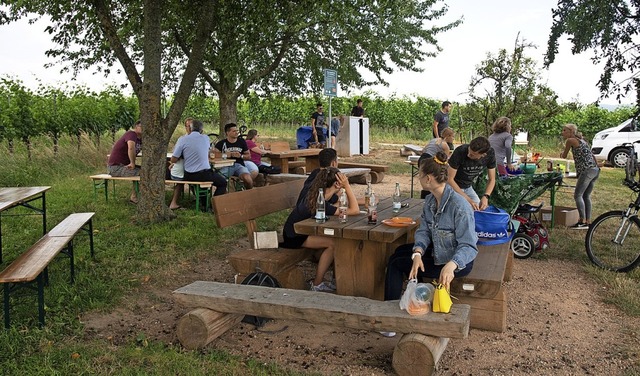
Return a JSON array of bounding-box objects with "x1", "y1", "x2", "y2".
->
[{"x1": 610, "y1": 148, "x2": 630, "y2": 168}]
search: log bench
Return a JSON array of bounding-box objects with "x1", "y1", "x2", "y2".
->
[
  {"x1": 447, "y1": 241, "x2": 513, "y2": 332},
  {"x1": 337, "y1": 161, "x2": 388, "y2": 183},
  {"x1": 212, "y1": 179, "x2": 315, "y2": 290},
  {"x1": 89, "y1": 174, "x2": 214, "y2": 212},
  {"x1": 0, "y1": 212, "x2": 95, "y2": 328},
  {"x1": 173, "y1": 281, "x2": 471, "y2": 376}
]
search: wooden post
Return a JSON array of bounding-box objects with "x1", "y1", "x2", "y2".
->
[
  {"x1": 392, "y1": 333, "x2": 449, "y2": 376},
  {"x1": 176, "y1": 308, "x2": 243, "y2": 349}
]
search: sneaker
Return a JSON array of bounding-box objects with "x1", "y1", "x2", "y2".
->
[
  {"x1": 379, "y1": 331, "x2": 396, "y2": 338},
  {"x1": 326, "y1": 279, "x2": 337, "y2": 291},
  {"x1": 569, "y1": 222, "x2": 589, "y2": 230},
  {"x1": 309, "y1": 281, "x2": 336, "y2": 292}
]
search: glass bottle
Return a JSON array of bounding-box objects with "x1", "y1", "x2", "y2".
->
[
  {"x1": 368, "y1": 190, "x2": 378, "y2": 225},
  {"x1": 364, "y1": 182, "x2": 372, "y2": 209},
  {"x1": 338, "y1": 188, "x2": 348, "y2": 223},
  {"x1": 315, "y1": 188, "x2": 326, "y2": 223},
  {"x1": 393, "y1": 182, "x2": 401, "y2": 213},
  {"x1": 221, "y1": 143, "x2": 228, "y2": 159}
]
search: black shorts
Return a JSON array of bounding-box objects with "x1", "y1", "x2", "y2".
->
[{"x1": 280, "y1": 233, "x2": 307, "y2": 249}]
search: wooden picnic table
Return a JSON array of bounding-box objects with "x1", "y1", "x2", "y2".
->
[
  {"x1": 265, "y1": 148, "x2": 321, "y2": 174},
  {"x1": 0, "y1": 186, "x2": 51, "y2": 263},
  {"x1": 294, "y1": 197, "x2": 423, "y2": 300}
]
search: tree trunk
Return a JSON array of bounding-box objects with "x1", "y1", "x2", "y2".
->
[
  {"x1": 7, "y1": 139, "x2": 13, "y2": 154},
  {"x1": 218, "y1": 93, "x2": 238, "y2": 134},
  {"x1": 23, "y1": 137, "x2": 31, "y2": 160},
  {"x1": 136, "y1": 0, "x2": 174, "y2": 223}
]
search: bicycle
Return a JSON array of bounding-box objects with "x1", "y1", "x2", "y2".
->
[{"x1": 585, "y1": 140, "x2": 640, "y2": 272}]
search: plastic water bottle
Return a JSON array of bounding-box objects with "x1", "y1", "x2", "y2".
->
[
  {"x1": 316, "y1": 188, "x2": 326, "y2": 223},
  {"x1": 368, "y1": 190, "x2": 378, "y2": 225},
  {"x1": 338, "y1": 188, "x2": 348, "y2": 223},
  {"x1": 221, "y1": 143, "x2": 228, "y2": 159},
  {"x1": 364, "y1": 182, "x2": 372, "y2": 209},
  {"x1": 393, "y1": 182, "x2": 401, "y2": 213}
]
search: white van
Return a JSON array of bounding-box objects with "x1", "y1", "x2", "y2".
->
[{"x1": 591, "y1": 118, "x2": 640, "y2": 168}]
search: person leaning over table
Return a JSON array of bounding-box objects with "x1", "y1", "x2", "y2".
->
[
  {"x1": 561, "y1": 123, "x2": 600, "y2": 229},
  {"x1": 107, "y1": 120, "x2": 142, "y2": 204},
  {"x1": 488, "y1": 116, "x2": 514, "y2": 176},
  {"x1": 447, "y1": 136, "x2": 496, "y2": 211},
  {"x1": 281, "y1": 167, "x2": 360, "y2": 292},
  {"x1": 382, "y1": 151, "x2": 478, "y2": 338}
]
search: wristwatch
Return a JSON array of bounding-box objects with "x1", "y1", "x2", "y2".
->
[{"x1": 483, "y1": 193, "x2": 491, "y2": 199}]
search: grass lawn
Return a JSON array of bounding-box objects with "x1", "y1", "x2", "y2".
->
[{"x1": 0, "y1": 129, "x2": 637, "y2": 375}]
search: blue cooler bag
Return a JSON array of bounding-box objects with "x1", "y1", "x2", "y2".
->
[{"x1": 474, "y1": 205, "x2": 514, "y2": 245}]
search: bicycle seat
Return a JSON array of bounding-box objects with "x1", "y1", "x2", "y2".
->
[{"x1": 515, "y1": 202, "x2": 544, "y2": 214}]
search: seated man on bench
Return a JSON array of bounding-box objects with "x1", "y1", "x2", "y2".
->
[
  {"x1": 214, "y1": 123, "x2": 259, "y2": 189},
  {"x1": 281, "y1": 167, "x2": 360, "y2": 292},
  {"x1": 172, "y1": 119, "x2": 227, "y2": 197},
  {"x1": 107, "y1": 120, "x2": 142, "y2": 204},
  {"x1": 384, "y1": 152, "x2": 477, "y2": 337}
]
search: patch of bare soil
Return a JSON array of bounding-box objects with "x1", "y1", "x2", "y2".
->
[{"x1": 81, "y1": 147, "x2": 640, "y2": 375}]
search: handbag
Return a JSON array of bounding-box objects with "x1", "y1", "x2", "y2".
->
[
  {"x1": 474, "y1": 205, "x2": 514, "y2": 245},
  {"x1": 432, "y1": 283, "x2": 453, "y2": 313},
  {"x1": 258, "y1": 164, "x2": 281, "y2": 174}
]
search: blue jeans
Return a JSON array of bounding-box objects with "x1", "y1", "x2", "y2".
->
[
  {"x1": 574, "y1": 167, "x2": 600, "y2": 221},
  {"x1": 384, "y1": 243, "x2": 474, "y2": 301}
]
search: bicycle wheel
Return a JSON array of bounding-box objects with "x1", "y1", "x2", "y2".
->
[{"x1": 585, "y1": 210, "x2": 640, "y2": 272}]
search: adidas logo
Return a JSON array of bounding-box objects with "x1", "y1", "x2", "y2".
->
[{"x1": 477, "y1": 231, "x2": 507, "y2": 238}]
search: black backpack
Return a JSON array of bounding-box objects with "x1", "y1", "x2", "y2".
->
[{"x1": 240, "y1": 272, "x2": 281, "y2": 327}]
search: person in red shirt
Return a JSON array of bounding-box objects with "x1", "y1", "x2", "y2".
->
[{"x1": 107, "y1": 121, "x2": 142, "y2": 203}]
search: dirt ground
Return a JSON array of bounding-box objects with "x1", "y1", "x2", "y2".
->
[{"x1": 81, "y1": 147, "x2": 640, "y2": 375}]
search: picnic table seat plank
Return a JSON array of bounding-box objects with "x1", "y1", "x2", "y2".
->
[
  {"x1": 0, "y1": 236, "x2": 71, "y2": 283},
  {"x1": 446, "y1": 241, "x2": 512, "y2": 332},
  {"x1": 47, "y1": 212, "x2": 95, "y2": 237},
  {"x1": 174, "y1": 281, "x2": 470, "y2": 339},
  {"x1": 0, "y1": 211, "x2": 95, "y2": 327},
  {"x1": 173, "y1": 281, "x2": 470, "y2": 376}
]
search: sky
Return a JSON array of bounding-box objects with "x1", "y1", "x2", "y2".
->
[{"x1": 0, "y1": 1, "x2": 633, "y2": 106}]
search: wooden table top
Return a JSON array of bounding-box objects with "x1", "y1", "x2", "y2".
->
[
  {"x1": 0, "y1": 186, "x2": 51, "y2": 211},
  {"x1": 266, "y1": 148, "x2": 322, "y2": 158},
  {"x1": 209, "y1": 158, "x2": 235, "y2": 168},
  {"x1": 294, "y1": 197, "x2": 423, "y2": 243}
]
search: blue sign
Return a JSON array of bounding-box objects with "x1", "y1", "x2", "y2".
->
[{"x1": 323, "y1": 69, "x2": 338, "y2": 97}]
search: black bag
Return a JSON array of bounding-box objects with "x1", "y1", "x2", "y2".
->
[
  {"x1": 240, "y1": 272, "x2": 281, "y2": 327},
  {"x1": 258, "y1": 164, "x2": 282, "y2": 174}
]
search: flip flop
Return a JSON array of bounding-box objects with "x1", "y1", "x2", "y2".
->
[
  {"x1": 170, "y1": 206, "x2": 181, "y2": 210},
  {"x1": 129, "y1": 199, "x2": 138, "y2": 204}
]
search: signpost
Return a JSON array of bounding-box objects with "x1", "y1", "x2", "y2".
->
[{"x1": 323, "y1": 69, "x2": 337, "y2": 148}]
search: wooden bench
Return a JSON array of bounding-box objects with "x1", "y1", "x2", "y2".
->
[
  {"x1": 89, "y1": 174, "x2": 214, "y2": 212},
  {"x1": 173, "y1": 281, "x2": 471, "y2": 376},
  {"x1": 447, "y1": 241, "x2": 513, "y2": 332},
  {"x1": 0, "y1": 212, "x2": 95, "y2": 328},
  {"x1": 212, "y1": 179, "x2": 315, "y2": 290},
  {"x1": 337, "y1": 161, "x2": 388, "y2": 183}
]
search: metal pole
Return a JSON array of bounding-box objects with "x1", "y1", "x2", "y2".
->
[{"x1": 328, "y1": 97, "x2": 332, "y2": 149}]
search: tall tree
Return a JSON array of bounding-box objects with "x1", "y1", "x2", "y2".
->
[
  {"x1": 1, "y1": 0, "x2": 217, "y2": 222},
  {"x1": 168, "y1": 0, "x2": 460, "y2": 129},
  {"x1": 545, "y1": 0, "x2": 640, "y2": 108},
  {"x1": 465, "y1": 36, "x2": 561, "y2": 135}
]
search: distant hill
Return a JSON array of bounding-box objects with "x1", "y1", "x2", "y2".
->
[{"x1": 599, "y1": 103, "x2": 635, "y2": 111}]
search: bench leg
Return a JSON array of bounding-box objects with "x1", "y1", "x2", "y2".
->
[
  {"x1": 88, "y1": 218, "x2": 95, "y2": 258},
  {"x1": 37, "y1": 274, "x2": 45, "y2": 328},
  {"x1": 3, "y1": 283, "x2": 10, "y2": 329},
  {"x1": 392, "y1": 334, "x2": 449, "y2": 376},
  {"x1": 68, "y1": 240, "x2": 75, "y2": 284},
  {"x1": 0, "y1": 215, "x2": 3, "y2": 263},
  {"x1": 176, "y1": 308, "x2": 243, "y2": 349}
]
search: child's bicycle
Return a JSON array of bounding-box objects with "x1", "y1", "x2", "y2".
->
[
  {"x1": 585, "y1": 140, "x2": 640, "y2": 272},
  {"x1": 510, "y1": 202, "x2": 550, "y2": 259}
]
